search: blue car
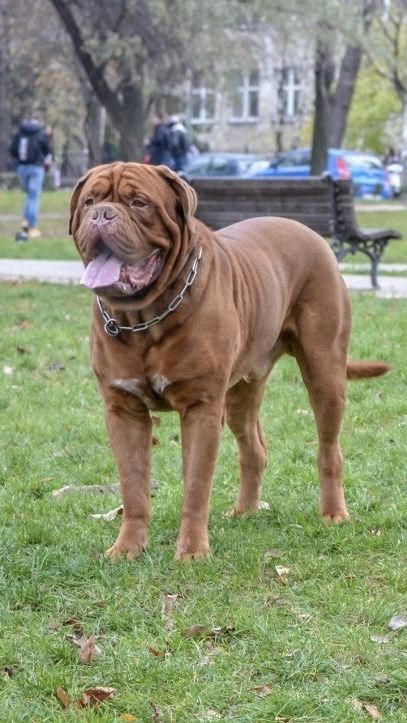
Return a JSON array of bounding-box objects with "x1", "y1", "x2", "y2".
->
[{"x1": 247, "y1": 147, "x2": 392, "y2": 199}]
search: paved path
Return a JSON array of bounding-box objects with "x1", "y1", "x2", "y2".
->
[{"x1": 0, "y1": 258, "x2": 406, "y2": 298}]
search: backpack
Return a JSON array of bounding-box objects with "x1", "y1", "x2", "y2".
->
[
  {"x1": 170, "y1": 129, "x2": 187, "y2": 157},
  {"x1": 17, "y1": 131, "x2": 44, "y2": 164}
]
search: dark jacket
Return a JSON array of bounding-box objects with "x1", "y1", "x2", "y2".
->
[
  {"x1": 149, "y1": 122, "x2": 172, "y2": 166},
  {"x1": 9, "y1": 120, "x2": 52, "y2": 167}
]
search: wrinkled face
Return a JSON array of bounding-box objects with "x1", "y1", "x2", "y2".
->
[{"x1": 69, "y1": 162, "x2": 197, "y2": 303}]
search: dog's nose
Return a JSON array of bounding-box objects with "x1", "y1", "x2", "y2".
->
[{"x1": 91, "y1": 206, "x2": 117, "y2": 223}]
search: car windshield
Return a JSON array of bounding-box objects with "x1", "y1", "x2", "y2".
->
[{"x1": 344, "y1": 155, "x2": 383, "y2": 170}]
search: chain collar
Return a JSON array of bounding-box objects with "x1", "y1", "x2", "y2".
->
[{"x1": 97, "y1": 247, "x2": 203, "y2": 337}]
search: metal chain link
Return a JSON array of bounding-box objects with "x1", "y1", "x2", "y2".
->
[{"x1": 97, "y1": 247, "x2": 203, "y2": 337}]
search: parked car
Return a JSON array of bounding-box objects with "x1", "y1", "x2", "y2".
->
[
  {"x1": 182, "y1": 152, "x2": 269, "y2": 179},
  {"x1": 246, "y1": 147, "x2": 393, "y2": 199}
]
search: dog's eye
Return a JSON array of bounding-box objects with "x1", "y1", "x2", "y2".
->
[
  {"x1": 84, "y1": 197, "x2": 95, "y2": 207},
  {"x1": 131, "y1": 198, "x2": 147, "y2": 208}
]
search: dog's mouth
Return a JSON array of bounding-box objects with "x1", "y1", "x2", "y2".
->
[{"x1": 81, "y1": 246, "x2": 163, "y2": 297}]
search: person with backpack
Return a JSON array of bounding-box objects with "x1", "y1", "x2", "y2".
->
[
  {"x1": 148, "y1": 113, "x2": 172, "y2": 167},
  {"x1": 167, "y1": 115, "x2": 189, "y2": 172},
  {"x1": 9, "y1": 117, "x2": 53, "y2": 240}
]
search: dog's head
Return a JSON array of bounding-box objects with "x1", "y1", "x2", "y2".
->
[{"x1": 69, "y1": 162, "x2": 197, "y2": 307}]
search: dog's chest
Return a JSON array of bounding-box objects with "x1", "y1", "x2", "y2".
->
[{"x1": 111, "y1": 374, "x2": 173, "y2": 411}]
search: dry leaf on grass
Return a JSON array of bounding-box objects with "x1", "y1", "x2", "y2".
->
[
  {"x1": 352, "y1": 699, "x2": 382, "y2": 719},
  {"x1": 162, "y1": 593, "x2": 178, "y2": 629},
  {"x1": 264, "y1": 549, "x2": 281, "y2": 560},
  {"x1": 120, "y1": 715, "x2": 138, "y2": 721},
  {"x1": 148, "y1": 646, "x2": 165, "y2": 658},
  {"x1": 388, "y1": 614, "x2": 407, "y2": 631},
  {"x1": 79, "y1": 635, "x2": 101, "y2": 664},
  {"x1": 182, "y1": 624, "x2": 235, "y2": 640},
  {"x1": 205, "y1": 710, "x2": 221, "y2": 719},
  {"x1": 370, "y1": 634, "x2": 391, "y2": 644},
  {"x1": 90, "y1": 505, "x2": 124, "y2": 521},
  {"x1": 150, "y1": 701, "x2": 164, "y2": 720},
  {"x1": 77, "y1": 686, "x2": 117, "y2": 708},
  {"x1": 55, "y1": 687, "x2": 71, "y2": 708},
  {"x1": 275, "y1": 565, "x2": 291, "y2": 584},
  {"x1": 252, "y1": 683, "x2": 273, "y2": 697}
]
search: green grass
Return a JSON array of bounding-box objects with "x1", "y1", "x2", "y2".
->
[
  {"x1": 0, "y1": 190, "x2": 407, "y2": 265},
  {"x1": 0, "y1": 283, "x2": 406, "y2": 721}
]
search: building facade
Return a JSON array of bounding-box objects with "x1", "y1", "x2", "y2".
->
[{"x1": 184, "y1": 30, "x2": 315, "y2": 156}]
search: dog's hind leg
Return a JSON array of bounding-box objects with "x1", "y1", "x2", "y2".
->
[
  {"x1": 292, "y1": 336, "x2": 349, "y2": 522},
  {"x1": 226, "y1": 377, "x2": 268, "y2": 515}
]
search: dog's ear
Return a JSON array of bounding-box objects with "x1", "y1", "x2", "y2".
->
[
  {"x1": 69, "y1": 166, "x2": 105, "y2": 235},
  {"x1": 156, "y1": 165, "x2": 197, "y2": 226}
]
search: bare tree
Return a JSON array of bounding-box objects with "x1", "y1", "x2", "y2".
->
[{"x1": 47, "y1": 0, "x2": 241, "y2": 161}]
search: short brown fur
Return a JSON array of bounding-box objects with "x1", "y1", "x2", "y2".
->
[{"x1": 70, "y1": 162, "x2": 390, "y2": 560}]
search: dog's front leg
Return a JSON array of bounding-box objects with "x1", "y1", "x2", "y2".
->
[
  {"x1": 104, "y1": 397, "x2": 152, "y2": 560},
  {"x1": 176, "y1": 401, "x2": 224, "y2": 560}
]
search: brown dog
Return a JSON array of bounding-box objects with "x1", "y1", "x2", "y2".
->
[{"x1": 69, "y1": 162, "x2": 389, "y2": 560}]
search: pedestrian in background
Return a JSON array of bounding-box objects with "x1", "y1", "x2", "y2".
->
[
  {"x1": 167, "y1": 115, "x2": 189, "y2": 172},
  {"x1": 9, "y1": 115, "x2": 53, "y2": 240},
  {"x1": 148, "y1": 112, "x2": 172, "y2": 167}
]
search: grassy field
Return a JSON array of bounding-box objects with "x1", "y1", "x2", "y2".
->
[
  {"x1": 0, "y1": 282, "x2": 406, "y2": 721},
  {"x1": 0, "y1": 189, "x2": 407, "y2": 266}
]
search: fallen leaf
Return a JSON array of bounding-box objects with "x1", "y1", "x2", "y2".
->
[
  {"x1": 275, "y1": 565, "x2": 290, "y2": 584},
  {"x1": 55, "y1": 687, "x2": 71, "y2": 708},
  {"x1": 374, "y1": 673, "x2": 390, "y2": 685},
  {"x1": 252, "y1": 683, "x2": 273, "y2": 697},
  {"x1": 264, "y1": 549, "x2": 281, "y2": 560},
  {"x1": 388, "y1": 614, "x2": 407, "y2": 631},
  {"x1": 149, "y1": 646, "x2": 165, "y2": 658},
  {"x1": 79, "y1": 635, "x2": 101, "y2": 664},
  {"x1": 120, "y1": 715, "x2": 138, "y2": 721},
  {"x1": 265, "y1": 593, "x2": 284, "y2": 606},
  {"x1": 370, "y1": 634, "x2": 391, "y2": 644},
  {"x1": 90, "y1": 505, "x2": 123, "y2": 521},
  {"x1": 77, "y1": 686, "x2": 116, "y2": 708},
  {"x1": 182, "y1": 624, "x2": 235, "y2": 640},
  {"x1": 150, "y1": 701, "x2": 164, "y2": 720},
  {"x1": 162, "y1": 593, "x2": 178, "y2": 629},
  {"x1": 275, "y1": 565, "x2": 290, "y2": 576},
  {"x1": 205, "y1": 710, "x2": 221, "y2": 719},
  {"x1": 259, "y1": 501, "x2": 270, "y2": 510},
  {"x1": 352, "y1": 700, "x2": 382, "y2": 719}
]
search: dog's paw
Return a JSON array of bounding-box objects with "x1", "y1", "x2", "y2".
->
[
  {"x1": 105, "y1": 527, "x2": 148, "y2": 561},
  {"x1": 321, "y1": 509, "x2": 349, "y2": 524},
  {"x1": 175, "y1": 538, "x2": 211, "y2": 562}
]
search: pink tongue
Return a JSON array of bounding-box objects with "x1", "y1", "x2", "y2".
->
[{"x1": 81, "y1": 250, "x2": 122, "y2": 289}]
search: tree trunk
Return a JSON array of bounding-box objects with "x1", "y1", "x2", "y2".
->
[
  {"x1": 84, "y1": 94, "x2": 104, "y2": 166},
  {"x1": 311, "y1": 40, "x2": 334, "y2": 176},
  {"x1": 48, "y1": 0, "x2": 146, "y2": 162},
  {"x1": 115, "y1": 85, "x2": 145, "y2": 162},
  {"x1": 328, "y1": 45, "x2": 363, "y2": 148},
  {"x1": 0, "y1": 34, "x2": 11, "y2": 171}
]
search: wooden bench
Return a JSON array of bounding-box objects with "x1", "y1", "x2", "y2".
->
[
  {"x1": 330, "y1": 179, "x2": 402, "y2": 288},
  {"x1": 188, "y1": 176, "x2": 401, "y2": 288}
]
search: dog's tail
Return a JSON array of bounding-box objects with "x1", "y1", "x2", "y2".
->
[{"x1": 346, "y1": 360, "x2": 391, "y2": 380}]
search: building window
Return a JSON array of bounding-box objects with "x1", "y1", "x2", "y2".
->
[
  {"x1": 229, "y1": 69, "x2": 260, "y2": 121},
  {"x1": 281, "y1": 68, "x2": 301, "y2": 118},
  {"x1": 191, "y1": 74, "x2": 216, "y2": 124}
]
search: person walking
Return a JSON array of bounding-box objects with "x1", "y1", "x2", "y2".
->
[
  {"x1": 9, "y1": 116, "x2": 53, "y2": 240},
  {"x1": 148, "y1": 113, "x2": 172, "y2": 167},
  {"x1": 168, "y1": 115, "x2": 189, "y2": 172}
]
